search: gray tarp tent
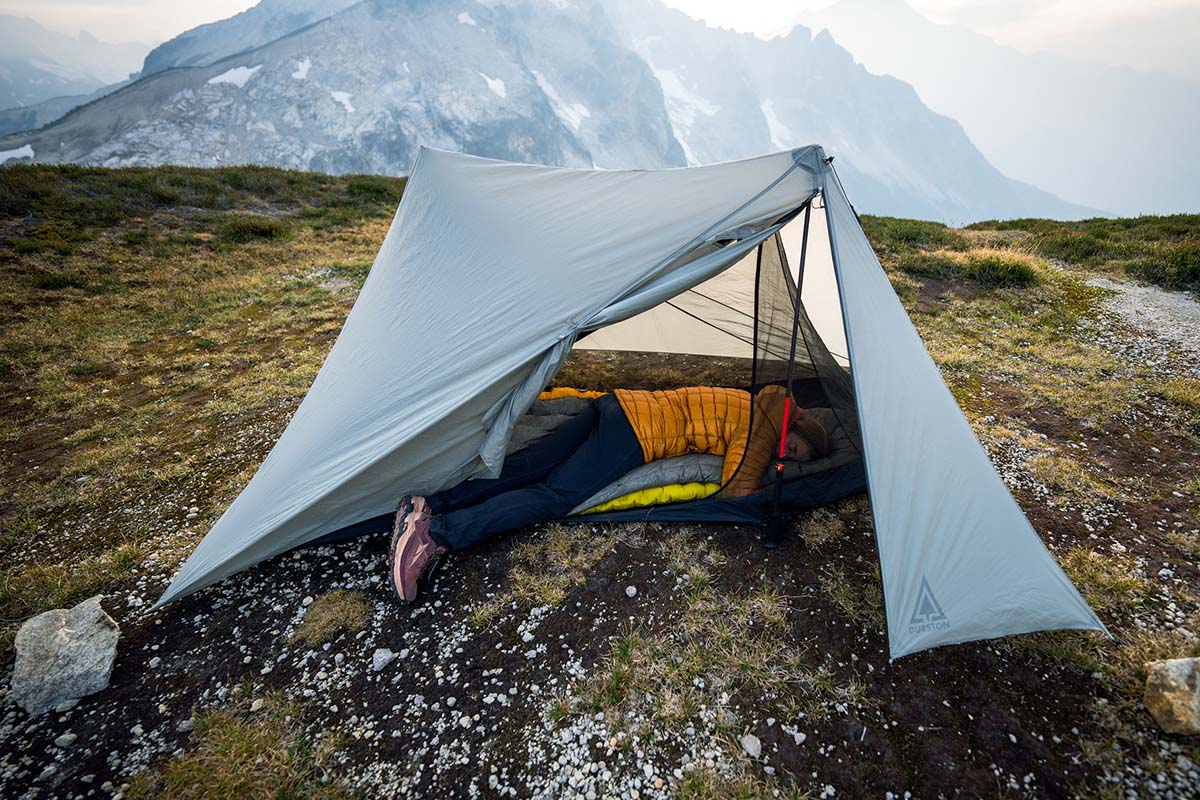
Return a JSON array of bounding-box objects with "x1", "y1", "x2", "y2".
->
[{"x1": 158, "y1": 146, "x2": 1106, "y2": 658}]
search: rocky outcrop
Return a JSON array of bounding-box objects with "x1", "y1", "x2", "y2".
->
[
  {"x1": 1144, "y1": 657, "x2": 1200, "y2": 735},
  {"x1": 10, "y1": 596, "x2": 120, "y2": 715}
]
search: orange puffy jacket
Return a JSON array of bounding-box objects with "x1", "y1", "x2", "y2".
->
[{"x1": 613, "y1": 385, "x2": 787, "y2": 497}]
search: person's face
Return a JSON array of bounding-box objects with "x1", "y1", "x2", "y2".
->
[{"x1": 784, "y1": 430, "x2": 813, "y2": 461}]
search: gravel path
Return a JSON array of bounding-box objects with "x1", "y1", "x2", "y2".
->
[{"x1": 1087, "y1": 276, "x2": 1200, "y2": 376}]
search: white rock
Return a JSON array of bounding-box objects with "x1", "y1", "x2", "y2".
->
[
  {"x1": 459, "y1": 715, "x2": 472, "y2": 728},
  {"x1": 625, "y1": 585, "x2": 637, "y2": 598},
  {"x1": 372, "y1": 648, "x2": 397, "y2": 672},
  {"x1": 54, "y1": 732, "x2": 77, "y2": 747},
  {"x1": 250, "y1": 699, "x2": 265, "y2": 713},
  {"x1": 739, "y1": 733, "x2": 762, "y2": 759},
  {"x1": 1145, "y1": 657, "x2": 1200, "y2": 734},
  {"x1": 11, "y1": 596, "x2": 119, "y2": 715}
]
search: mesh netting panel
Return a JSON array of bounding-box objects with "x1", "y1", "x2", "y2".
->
[
  {"x1": 723, "y1": 202, "x2": 862, "y2": 492},
  {"x1": 784, "y1": 216, "x2": 862, "y2": 457}
]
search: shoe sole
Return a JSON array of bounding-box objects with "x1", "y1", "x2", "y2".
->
[
  {"x1": 387, "y1": 500, "x2": 414, "y2": 601},
  {"x1": 391, "y1": 513, "x2": 439, "y2": 603}
]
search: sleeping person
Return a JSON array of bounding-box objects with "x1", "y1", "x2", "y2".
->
[{"x1": 387, "y1": 385, "x2": 833, "y2": 602}]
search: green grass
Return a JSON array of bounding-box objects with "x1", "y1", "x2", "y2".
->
[
  {"x1": 860, "y1": 215, "x2": 966, "y2": 254},
  {"x1": 967, "y1": 214, "x2": 1200, "y2": 293},
  {"x1": 0, "y1": 164, "x2": 405, "y2": 258},
  {"x1": 291, "y1": 589, "x2": 371, "y2": 648},
  {"x1": 474, "y1": 522, "x2": 622, "y2": 619},
  {"x1": 0, "y1": 165, "x2": 403, "y2": 647},
  {"x1": 219, "y1": 215, "x2": 292, "y2": 243},
  {"x1": 882, "y1": 234, "x2": 1141, "y2": 427},
  {"x1": 26, "y1": 269, "x2": 94, "y2": 291},
  {"x1": 898, "y1": 247, "x2": 1042, "y2": 287},
  {"x1": 128, "y1": 694, "x2": 348, "y2": 799}
]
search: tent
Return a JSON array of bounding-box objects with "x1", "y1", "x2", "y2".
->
[{"x1": 158, "y1": 146, "x2": 1106, "y2": 658}]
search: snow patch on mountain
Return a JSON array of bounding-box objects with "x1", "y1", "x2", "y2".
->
[
  {"x1": 479, "y1": 73, "x2": 507, "y2": 99},
  {"x1": 646, "y1": 65, "x2": 719, "y2": 165},
  {"x1": 532, "y1": 70, "x2": 590, "y2": 132},
  {"x1": 292, "y1": 58, "x2": 311, "y2": 80},
  {"x1": 0, "y1": 143, "x2": 34, "y2": 163},
  {"x1": 329, "y1": 90, "x2": 355, "y2": 113},
  {"x1": 458, "y1": 12, "x2": 477, "y2": 27},
  {"x1": 761, "y1": 99, "x2": 794, "y2": 151},
  {"x1": 207, "y1": 65, "x2": 262, "y2": 88}
]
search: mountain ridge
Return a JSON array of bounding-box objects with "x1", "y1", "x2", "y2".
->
[{"x1": 0, "y1": 0, "x2": 1098, "y2": 223}]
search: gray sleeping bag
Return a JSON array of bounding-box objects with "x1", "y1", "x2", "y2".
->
[{"x1": 506, "y1": 395, "x2": 596, "y2": 454}]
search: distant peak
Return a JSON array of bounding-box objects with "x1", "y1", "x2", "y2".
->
[{"x1": 812, "y1": 28, "x2": 838, "y2": 46}]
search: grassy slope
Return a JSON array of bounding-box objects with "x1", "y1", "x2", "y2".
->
[
  {"x1": 1, "y1": 166, "x2": 1198, "y2": 797},
  {"x1": 0, "y1": 165, "x2": 402, "y2": 639}
]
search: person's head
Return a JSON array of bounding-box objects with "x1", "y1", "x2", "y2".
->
[{"x1": 783, "y1": 415, "x2": 832, "y2": 462}]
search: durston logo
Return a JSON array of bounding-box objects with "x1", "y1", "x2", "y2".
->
[{"x1": 908, "y1": 576, "x2": 950, "y2": 634}]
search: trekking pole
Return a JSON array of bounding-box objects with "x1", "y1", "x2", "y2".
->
[
  {"x1": 765, "y1": 199, "x2": 812, "y2": 549},
  {"x1": 764, "y1": 396, "x2": 793, "y2": 549}
]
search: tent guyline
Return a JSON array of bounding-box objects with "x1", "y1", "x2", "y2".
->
[{"x1": 158, "y1": 146, "x2": 1107, "y2": 659}]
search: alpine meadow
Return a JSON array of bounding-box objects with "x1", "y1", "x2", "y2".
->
[{"x1": 0, "y1": 165, "x2": 1197, "y2": 797}]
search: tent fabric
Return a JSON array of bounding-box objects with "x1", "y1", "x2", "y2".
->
[
  {"x1": 821, "y1": 169, "x2": 1106, "y2": 656},
  {"x1": 158, "y1": 146, "x2": 825, "y2": 607},
  {"x1": 158, "y1": 145, "x2": 1107, "y2": 661}
]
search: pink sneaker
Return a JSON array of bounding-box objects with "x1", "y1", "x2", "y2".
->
[
  {"x1": 395, "y1": 494, "x2": 431, "y2": 519},
  {"x1": 388, "y1": 510, "x2": 446, "y2": 602}
]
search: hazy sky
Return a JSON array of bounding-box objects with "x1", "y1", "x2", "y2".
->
[
  {"x1": 0, "y1": 0, "x2": 258, "y2": 43},
  {"x1": 2, "y1": 0, "x2": 1197, "y2": 79}
]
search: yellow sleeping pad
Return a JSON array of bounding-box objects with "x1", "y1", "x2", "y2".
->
[{"x1": 577, "y1": 482, "x2": 721, "y2": 515}]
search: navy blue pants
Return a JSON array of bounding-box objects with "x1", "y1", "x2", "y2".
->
[{"x1": 427, "y1": 394, "x2": 643, "y2": 551}]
